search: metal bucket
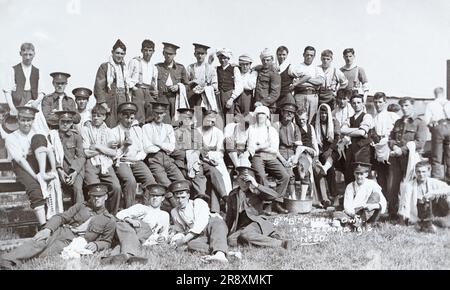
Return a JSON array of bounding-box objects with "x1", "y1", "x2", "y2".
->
[{"x1": 284, "y1": 198, "x2": 313, "y2": 214}]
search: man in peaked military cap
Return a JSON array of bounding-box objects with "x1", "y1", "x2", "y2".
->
[
  {"x1": 0, "y1": 182, "x2": 116, "y2": 269},
  {"x1": 94, "y1": 39, "x2": 130, "y2": 128},
  {"x1": 101, "y1": 184, "x2": 170, "y2": 265},
  {"x1": 41, "y1": 72, "x2": 80, "y2": 129},
  {"x1": 169, "y1": 180, "x2": 230, "y2": 263},
  {"x1": 186, "y1": 43, "x2": 218, "y2": 112},
  {"x1": 49, "y1": 110, "x2": 86, "y2": 205},
  {"x1": 111, "y1": 101, "x2": 156, "y2": 209},
  {"x1": 155, "y1": 42, "x2": 189, "y2": 124},
  {"x1": 5, "y1": 106, "x2": 58, "y2": 226},
  {"x1": 73, "y1": 87, "x2": 94, "y2": 133}
]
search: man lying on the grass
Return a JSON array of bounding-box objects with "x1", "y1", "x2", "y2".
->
[
  {"x1": 0, "y1": 183, "x2": 116, "y2": 270},
  {"x1": 100, "y1": 184, "x2": 170, "y2": 265},
  {"x1": 169, "y1": 180, "x2": 230, "y2": 263},
  {"x1": 226, "y1": 166, "x2": 292, "y2": 249},
  {"x1": 333, "y1": 162, "x2": 387, "y2": 229},
  {"x1": 398, "y1": 160, "x2": 450, "y2": 233}
]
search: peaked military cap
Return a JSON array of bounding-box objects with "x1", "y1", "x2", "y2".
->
[
  {"x1": 353, "y1": 162, "x2": 372, "y2": 173},
  {"x1": 193, "y1": 43, "x2": 210, "y2": 53},
  {"x1": 151, "y1": 100, "x2": 169, "y2": 113},
  {"x1": 87, "y1": 183, "x2": 109, "y2": 196},
  {"x1": 169, "y1": 180, "x2": 191, "y2": 193},
  {"x1": 162, "y1": 42, "x2": 180, "y2": 54},
  {"x1": 146, "y1": 184, "x2": 167, "y2": 196},
  {"x1": 50, "y1": 72, "x2": 71, "y2": 83},
  {"x1": 55, "y1": 110, "x2": 77, "y2": 121},
  {"x1": 118, "y1": 102, "x2": 138, "y2": 113},
  {"x1": 72, "y1": 87, "x2": 92, "y2": 99},
  {"x1": 16, "y1": 106, "x2": 39, "y2": 118}
]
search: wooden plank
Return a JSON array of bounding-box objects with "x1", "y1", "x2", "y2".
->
[{"x1": 0, "y1": 158, "x2": 13, "y2": 171}]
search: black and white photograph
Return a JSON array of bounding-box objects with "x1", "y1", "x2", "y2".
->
[{"x1": 0, "y1": 0, "x2": 449, "y2": 274}]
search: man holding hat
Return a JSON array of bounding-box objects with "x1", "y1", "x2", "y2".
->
[
  {"x1": 0, "y1": 182, "x2": 116, "y2": 269},
  {"x1": 216, "y1": 48, "x2": 243, "y2": 119},
  {"x1": 333, "y1": 162, "x2": 386, "y2": 229},
  {"x1": 48, "y1": 110, "x2": 86, "y2": 205},
  {"x1": 73, "y1": 87, "x2": 95, "y2": 133},
  {"x1": 226, "y1": 166, "x2": 292, "y2": 249},
  {"x1": 94, "y1": 39, "x2": 131, "y2": 128},
  {"x1": 142, "y1": 100, "x2": 185, "y2": 210},
  {"x1": 128, "y1": 39, "x2": 159, "y2": 125},
  {"x1": 254, "y1": 48, "x2": 281, "y2": 112},
  {"x1": 273, "y1": 100, "x2": 303, "y2": 199},
  {"x1": 111, "y1": 102, "x2": 156, "y2": 208},
  {"x1": 101, "y1": 184, "x2": 170, "y2": 265},
  {"x1": 187, "y1": 43, "x2": 218, "y2": 110},
  {"x1": 169, "y1": 180, "x2": 229, "y2": 263},
  {"x1": 41, "y1": 72, "x2": 80, "y2": 129},
  {"x1": 5, "y1": 106, "x2": 59, "y2": 225},
  {"x1": 237, "y1": 54, "x2": 257, "y2": 115},
  {"x1": 155, "y1": 42, "x2": 189, "y2": 123}
]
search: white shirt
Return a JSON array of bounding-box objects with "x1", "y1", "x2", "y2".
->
[
  {"x1": 288, "y1": 62, "x2": 325, "y2": 85},
  {"x1": 111, "y1": 123, "x2": 146, "y2": 161},
  {"x1": 333, "y1": 103, "x2": 355, "y2": 128},
  {"x1": 5, "y1": 128, "x2": 45, "y2": 162},
  {"x1": 128, "y1": 57, "x2": 158, "y2": 87},
  {"x1": 319, "y1": 65, "x2": 348, "y2": 91},
  {"x1": 142, "y1": 122, "x2": 176, "y2": 154},
  {"x1": 423, "y1": 98, "x2": 450, "y2": 125},
  {"x1": 241, "y1": 71, "x2": 257, "y2": 91},
  {"x1": 344, "y1": 179, "x2": 387, "y2": 216},
  {"x1": 116, "y1": 203, "x2": 170, "y2": 237},
  {"x1": 247, "y1": 124, "x2": 279, "y2": 158},
  {"x1": 171, "y1": 199, "x2": 211, "y2": 235},
  {"x1": 373, "y1": 109, "x2": 400, "y2": 138},
  {"x1": 187, "y1": 62, "x2": 218, "y2": 90},
  {"x1": 81, "y1": 122, "x2": 115, "y2": 172}
]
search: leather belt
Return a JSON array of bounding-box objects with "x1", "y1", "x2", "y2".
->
[
  {"x1": 136, "y1": 83, "x2": 153, "y2": 89},
  {"x1": 294, "y1": 87, "x2": 317, "y2": 94}
]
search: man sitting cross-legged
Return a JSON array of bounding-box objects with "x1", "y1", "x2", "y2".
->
[{"x1": 101, "y1": 184, "x2": 170, "y2": 265}]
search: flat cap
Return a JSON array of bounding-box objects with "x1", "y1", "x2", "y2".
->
[{"x1": 238, "y1": 54, "x2": 253, "y2": 64}]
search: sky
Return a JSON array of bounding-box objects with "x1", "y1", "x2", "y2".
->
[{"x1": 0, "y1": 0, "x2": 449, "y2": 100}]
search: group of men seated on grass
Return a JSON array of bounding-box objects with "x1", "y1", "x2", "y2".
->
[{"x1": 0, "y1": 41, "x2": 449, "y2": 269}]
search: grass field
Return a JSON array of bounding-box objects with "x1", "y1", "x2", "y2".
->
[{"x1": 1, "y1": 209, "x2": 449, "y2": 270}]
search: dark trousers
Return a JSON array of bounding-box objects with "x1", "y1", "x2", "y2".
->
[
  {"x1": 60, "y1": 171, "x2": 85, "y2": 205},
  {"x1": 203, "y1": 163, "x2": 228, "y2": 213},
  {"x1": 387, "y1": 156, "x2": 408, "y2": 216},
  {"x1": 2, "y1": 227, "x2": 76, "y2": 264},
  {"x1": 115, "y1": 221, "x2": 153, "y2": 257},
  {"x1": 105, "y1": 88, "x2": 127, "y2": 128},
  {"x1": 228, "y1": 221, "x2": 282, "y2": 248},
  {"x1": 372, "y1": 160, "x2": 390, "y2": 199},
  {"x1": 251, "y1": 155, "x2": 289, "y2": 202},
  {"x1": 84, "y1": 161, "x2": 121, "y2": 215},
  {"x1": 146, "y1": 151, "x2": 185, "y2": 189},
  {"x1": 235, "y1": 90, "x2": 253, "y2": 116},
  {"x1": 187, "y1": 216, "x2": 228, "y2": 255},
  {"x1": 345, "y1": 143, "x2": 371, "y2": 184},
  {"x1": 430, "y1": 123, "x2": 450, "y2": 180},
  {"x1": 132, "y1": 87, "x2": 156, "y2": 125},
  {"x1": 116, "y1": 161, "x2": 156, "y2": 209}
]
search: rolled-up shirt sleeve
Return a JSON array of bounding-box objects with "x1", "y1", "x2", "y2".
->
[{"x1": 190, "y1": 199, "x2": 211, "y2": 235}]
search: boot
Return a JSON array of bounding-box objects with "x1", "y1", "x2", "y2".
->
[
  {"x1": 263, "y1": 202, "x2": 277, "y2": 216},
  {"x1": 272, "y1": 202, "x2": 289, "y2": 214}
]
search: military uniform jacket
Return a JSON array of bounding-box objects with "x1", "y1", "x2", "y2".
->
[
  {"x1": 254, "y1": 65, "x2": 281, "y2": 107},
  {"x1": 389, "y1": 114, "x2": 428, "y2": 155},
  {"x1": 155, "y1": 62, "x2": 189, "y2": 96},
  {"x1": 225, "y1": 186, "x2": 278, "y2": 236},
  {"x1": 44, "y1": 203, "x2": 116, "y2": 251},
  {"x1": 57, "y1": 129, "x2": 86, "y2": 175},
  {"x1": 41, "y1": 93, "x2": 80, "y2": 127}
]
